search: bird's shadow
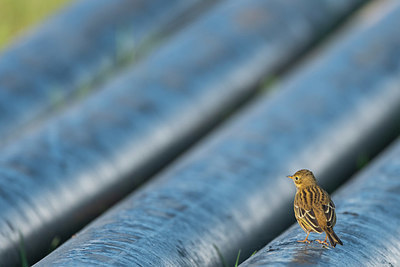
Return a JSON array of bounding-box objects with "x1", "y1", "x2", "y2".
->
[
  {"x1": 267, "y1": 237, "x2": 328, "y2": 265},
  {"x1": 291, "y1": 241, "x2": 326, "y2": 265}
]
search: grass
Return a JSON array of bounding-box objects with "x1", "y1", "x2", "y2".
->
[
  {"x1": 47, "y1": 236, "x2": 61, "y2": 254},
  {"x1": 234, "y1": 249, "x2": 241, "y2": 267},
  {"x1": 18, "y1": 232, "x2": 61, "y2": 267},
  {"x1": 213, "y1": 244, "x2": 228, "y2": 267},
  {"x1": 213, "y1": 244, "x2": 257, "y2": 267},
  {"x1": 18, "y1": 232, "x2": 28, "y2": 267},
  {"x1": 0, "y1": 0, "x2": 71, "y2": 51},
  {"x1": 356, "y1": 153, "x2": 370, "y2": 170}
]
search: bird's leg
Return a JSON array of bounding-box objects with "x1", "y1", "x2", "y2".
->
[
  {"x1": 297, "y1": 232, "x2": 311, "y2": 243},
  {"x1": 316, "y1": 233, "x2": 329, "y2": 246}
]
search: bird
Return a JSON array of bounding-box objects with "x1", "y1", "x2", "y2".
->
[{"x1": 287, "y1": 169, "x2": 343, "y2": 247}]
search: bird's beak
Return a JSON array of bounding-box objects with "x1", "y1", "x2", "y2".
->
[{"x1": 287, "y1": 175, "x2": 293, "y2": 179}]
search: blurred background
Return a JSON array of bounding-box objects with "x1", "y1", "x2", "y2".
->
[
  {"x1": 1, "y1": 0, "x2": 400, "y2": 266},
  {"x1": 0, "y1": 0, "x2": 70, "y2": 51}
]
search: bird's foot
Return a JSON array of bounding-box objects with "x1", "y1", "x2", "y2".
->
[
  {"x1": 315, "y1": 239, "x2": 329, "y2": 246},
  {"x1": 297, "y1": 239, "x2": 311, "y2": 244}
]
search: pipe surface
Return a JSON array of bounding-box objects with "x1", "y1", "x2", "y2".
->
[
  {"x1": 0, "y1": 0, "x2": 212, "y2": 145},
  {"x1": 0, "y1": 0, "x2": 360, "y2": 265},
  {"x1": 240, "y1": 137, "x2": 400, "y2": 266},
  {"x1": 36, "y1": 1, "x2": 400, "y2": 266}
]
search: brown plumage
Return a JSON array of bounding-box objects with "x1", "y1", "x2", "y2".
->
[{"x1": 287, "y1": 169, "x2": 343, "y2": 247}]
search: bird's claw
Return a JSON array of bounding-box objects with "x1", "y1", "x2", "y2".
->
[
  {"x1": 297, "y1": 239, "x2": 312, "y2": 244},
  {"x1": 315, "y1": 239, "x2": 329, "y2": 246}
]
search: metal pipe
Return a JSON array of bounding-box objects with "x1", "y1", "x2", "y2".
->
[
  {"x1": 0, "y1": 0, "x2": 361, "y2": 265},
  {"x1": 0, "y1": 0, "x2": 214, "y2": 146},
  {"x1": 36, "y1": 1, "x2": 400, "y2": 266}
]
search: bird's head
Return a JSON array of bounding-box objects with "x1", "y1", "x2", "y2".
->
[{"x1": 287, "y1": 169, "x2": 317, "y2": 190}]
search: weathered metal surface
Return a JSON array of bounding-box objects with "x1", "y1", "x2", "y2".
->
[
  {"x1": 35, "y1": 1, "x2": 400, "y2": 266},
  {"x1": 240, "y1": 136, "x2": 400, "y2": 266},
  {"x1": 0, "y1": 0, "x2": 213, "y2": 145},
  {"x1": 0, "y1": 0, "x2": 363, "y2": 265}
]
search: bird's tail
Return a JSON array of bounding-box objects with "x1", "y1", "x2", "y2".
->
[{"x1": 326, "y1": 228, "x2": 343, "y2": 247}]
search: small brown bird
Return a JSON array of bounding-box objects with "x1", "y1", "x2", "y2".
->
[{"x1": 287, "y1": 169, "x2": 343, "y2": 247}]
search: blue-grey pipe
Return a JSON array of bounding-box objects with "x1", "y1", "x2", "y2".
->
[
  {"x1": 36, "y1": 1, "x2": 400, "y2": 266},
  {"x1": 0, "y1": 0, "x2": 214, "y2": 146},
  {"x1": 0, "y1": 0, "x2": 362, "y2": 265}
]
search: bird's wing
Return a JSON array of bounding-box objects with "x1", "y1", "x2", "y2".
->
[
  {"x1": 294, "y1": 204, "x2": 323, "y2": 233},
  {"x1": 322, "y1": 199, "x2": 336, "y2": 228}
]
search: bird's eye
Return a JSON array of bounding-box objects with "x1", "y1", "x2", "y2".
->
[{"x1": 295, "y1": 177, "x2": 299, "y2": 181}]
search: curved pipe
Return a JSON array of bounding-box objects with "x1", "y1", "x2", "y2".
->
[
  {"x1": 0, "y1": 0, "x2": 213, "y2": 145},
  {"x1": 36, "y1": 1, "x2": 400, "y2": 266},
  {"x1": 0, "y1": 0, "x2": 361, "y2": 265}
]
